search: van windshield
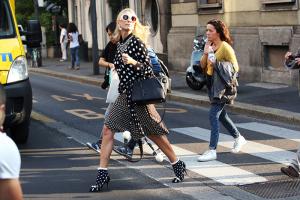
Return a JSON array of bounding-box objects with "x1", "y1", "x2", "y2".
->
[{"x1": 0, "y1": 0, "x2": 16, "y2": 39}]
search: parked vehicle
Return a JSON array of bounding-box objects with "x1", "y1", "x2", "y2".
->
[
  {"x1": 0, "y1": 0, "x2": 41, "y2": 143},
  {"x1": 186, "y1": 35, "x2": 207, "y2": 90}
]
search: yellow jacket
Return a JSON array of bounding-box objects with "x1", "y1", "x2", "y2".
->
[{"x1": 201, "y1": 41, "x2": 239, "y2": 76}]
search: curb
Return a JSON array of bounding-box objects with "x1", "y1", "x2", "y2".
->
[
  {"x1": 29, "y1": 68, "x2": 300, "y2": 125},
  {"x1": 29, "y1": 67, "x2": 102, "y2": 86}
]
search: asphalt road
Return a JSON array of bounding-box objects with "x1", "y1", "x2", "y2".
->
[
  {"x1": 19, "y1": 73, "x2": 300, "y2": 200},
  {"x1": 19, "y1": 120, "x2": 193, "y2": 200}
]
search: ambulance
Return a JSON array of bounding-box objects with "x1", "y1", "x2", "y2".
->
[{"x1": 0, "y1": 0, "x2": 33, "y2": 143}]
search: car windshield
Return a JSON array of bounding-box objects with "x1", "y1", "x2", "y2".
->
[{"x1": 0, "y1": 0, "x2": 15, "y2": 39}]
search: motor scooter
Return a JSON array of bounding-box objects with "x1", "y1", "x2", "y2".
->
[{"x1": 186, "y1": 35, "x2": 207, "y2": 90}]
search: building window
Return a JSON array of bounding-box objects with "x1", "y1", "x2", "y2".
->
[
  {"x1": 145, "y1": 0, "x2": 159, "y2": 35},
  {"x1": 261, "y1": 0, "x2": 298, "y2": 11},
  {"x1": 197, "y1": 0, "x2": 223, "y2": 14},
  {"x1": 108, "y1": 0, "x2": 129, "y2": 21},
  {"x1": 263, "y1": 45, "x2": 289, "y2": 71}
]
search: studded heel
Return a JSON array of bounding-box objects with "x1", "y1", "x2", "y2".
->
[
  {"x1": 89, "y1": 169, "x2": 110, "y2": 192},
  {"x1": 172, "y1": 160, "x2": 187, "y2": 183}
]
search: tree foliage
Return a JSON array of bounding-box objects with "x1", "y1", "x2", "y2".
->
[{"x1": 15, "y1": 0, "x2": 35, "y2": 26}]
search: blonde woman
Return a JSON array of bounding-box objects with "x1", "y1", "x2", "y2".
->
[{"x1": 89, "y1": 8, "x2": 186, "y2": 192}]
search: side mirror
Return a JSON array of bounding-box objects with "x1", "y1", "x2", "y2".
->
[
  {"x1": 17, "y1": 25, "x2": 27, "y2": 45},
  {"x1": 19, "y1": 30, "x2": 26, "y2": 36},
  {"x1": 25, "y1": 20, "x2": 42, "y2": 48}
]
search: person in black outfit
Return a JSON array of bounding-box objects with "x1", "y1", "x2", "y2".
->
[
  {"x1": 89, "y1": 8, "x2": 186, "y2": 192},
  {"x1": 86, "y1": 22, "x2": 117, "y2": 153}
]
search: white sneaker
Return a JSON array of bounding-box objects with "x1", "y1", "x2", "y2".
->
[
  {"x1": 231, "y1": 135, "x2": 247, "y2": 153},
  {"x1": 197, "y1": 149, "x2": 217, "y2": 162}
]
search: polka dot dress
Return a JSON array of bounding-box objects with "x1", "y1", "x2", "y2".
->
[{"x1": 104, "y1": 34, "x2": 168, "y2": 140}]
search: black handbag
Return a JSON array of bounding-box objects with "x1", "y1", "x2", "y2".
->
[{"x1": 132, "y1": 77, "x2": 166, "y2": 105}]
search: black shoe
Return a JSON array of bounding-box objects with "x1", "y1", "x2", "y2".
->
[
  {"x1": 281, "y1": 166, "x2": 299, "y2": 178},
  {"x1": 113, "y1": 145, "x2": 133, "y2": 160},
  {"x1": 89, "y1": 169, "x2": 110, "y2": 192},
  {"x1": 172, "y1": 160, "x2": 187, "y2": 183}
]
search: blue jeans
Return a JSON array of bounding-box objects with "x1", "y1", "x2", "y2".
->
[
  {"x1": 209, "y1": 103, "x2": 240, "y2": 150},
  {"x1": 70, "y1": 46, "x2": 80, "y2": 67}
]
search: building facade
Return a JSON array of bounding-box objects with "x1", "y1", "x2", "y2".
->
[
  {"x1": 169, "y1": 0, "x2": 300, "y2": 85},
  {"x1": 67, "y1": 0, "x2": 171, "y2": 61},
  {"x1": 68, "y1": 0, "x2": 300, "y2": 85}
]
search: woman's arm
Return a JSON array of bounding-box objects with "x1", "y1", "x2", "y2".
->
[
  {"x1": 0, "y1": 179, "x2": 23, "y2": 200},
  {"x1": 99, "y1": 57, "x2": 114, "y2": 69},
  {"x1": 225, "y1": 45, "x2": 239, "y2": 72},
  {"x1": 122, "y1": 38, "x2": 152, "y2": 76},
  {"x1": 200, "y1": 54, "x2": 208, "y2": 70},
  {"x1": 200, "y1": 42, "x2": 212, "y2": 70}
]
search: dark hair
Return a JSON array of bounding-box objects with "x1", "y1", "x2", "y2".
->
[
  {"x1": 0, "y1": 85, "x2": 6, "y2": 105},
  {"x1": 207, "y1": 19, "x2": 232, "y2": 46},
  {"x1": 59, "y1": 23, "x2": 67, "y2": 29},
  {"x1": 106, "y1": 22, "x2": 116, "y2": 33},
  {"x1": 67, "y1": 23, "x2": 78, "y2": 33}
]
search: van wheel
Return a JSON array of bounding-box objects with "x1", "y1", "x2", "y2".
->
[{"x1": 11, "y1": 120, "x2": 30, "y2": 144}]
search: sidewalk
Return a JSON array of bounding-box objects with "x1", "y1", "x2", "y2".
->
[{"x1": 29, "y1": 58, "x2": 300, "y2": 124}]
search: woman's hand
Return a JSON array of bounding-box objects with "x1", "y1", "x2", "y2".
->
[
  {"x1": 203, "y1": 42, "x2": 210, "y2": 55},
  {"x1": 109, "y1": 63, "x2": 115, "y2": 69},
  {"x1": 122, "y1": 53, "x2": 137, "y2": 66},
  {"x1": 295, "y1": 58, "x2": 300, "y2": 65},
  {"x1": 68, "y1": 34, "x2": 73, "y2": 42}
]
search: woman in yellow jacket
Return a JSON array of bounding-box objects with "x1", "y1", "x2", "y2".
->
[{"x1": 198, "y1": 19, "x2": 247, "y2": 162}]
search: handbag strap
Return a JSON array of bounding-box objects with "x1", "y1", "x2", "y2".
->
[{"x1": 126, "y1": 101, "x2": 166, "y2": 163}]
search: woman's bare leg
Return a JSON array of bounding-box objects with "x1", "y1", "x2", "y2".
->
[
  {"x1": 99, "y1": 125, "x2": 114, "y2": 168},
  {"x1": 147, "y1": 135, "x2": 177, "y2": 163}
]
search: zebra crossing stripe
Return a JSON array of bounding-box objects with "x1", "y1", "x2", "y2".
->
[
  {"x1": 171, "y1": 127, "x2": 294, "y2": 165},
  {"x1": 114, "y1": 132, "x2": 267, "y2": 185},
  {"x1": 236, "y1": 122, "x2": 300, "y2": 143}
]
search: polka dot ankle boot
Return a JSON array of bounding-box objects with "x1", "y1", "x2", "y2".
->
[
  {"x1": 172, "y1": 160, "x2": 187, "y2": 183},
  {"x1": 89, "y1": 169, "x2": 110, "y2": 192}
]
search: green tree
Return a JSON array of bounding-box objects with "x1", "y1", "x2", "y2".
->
[{"x1": 15, "y1": 0, "x2": 35, "y2": 26}]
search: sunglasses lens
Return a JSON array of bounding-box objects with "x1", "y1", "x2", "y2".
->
[
  {"x1": 122, "y1": 15, "x2": 129, "y2": 20},
  {"x1": 131, "y1": 16, "x2": 137, "y2": 22}
]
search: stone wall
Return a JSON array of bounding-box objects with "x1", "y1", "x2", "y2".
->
[{"x1": 168, "y1": 0, "x2": 300, "y2": 85}]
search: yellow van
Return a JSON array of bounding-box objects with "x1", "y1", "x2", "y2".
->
[{"x1": 0, "y1": 0, "x2": 32, "y2": 143}]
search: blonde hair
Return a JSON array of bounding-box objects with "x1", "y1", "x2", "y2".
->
[{"x1": 114, "y1": 8, "x2": 150, "y2": 44}]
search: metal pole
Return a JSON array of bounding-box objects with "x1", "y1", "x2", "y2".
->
[
  {"x1": 298, "y1": 70, "x2": 300, "y2": 97},
  {"x1": 33, "y1": 0, "x2": 39, "y2": 20},
  {"x1": 91, "y1": 0, "x2": 99, "y2": 75}
]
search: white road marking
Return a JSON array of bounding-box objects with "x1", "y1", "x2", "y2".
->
[
  {"x1": 115, "y1": 131, "x2": 267, "y2": 185},
  {"x1": 172, "y1": 127, "x2": 294, "y2": 165},
  {"x1": 236, "y1": 122, "x2": 300, "y2": 143}
]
